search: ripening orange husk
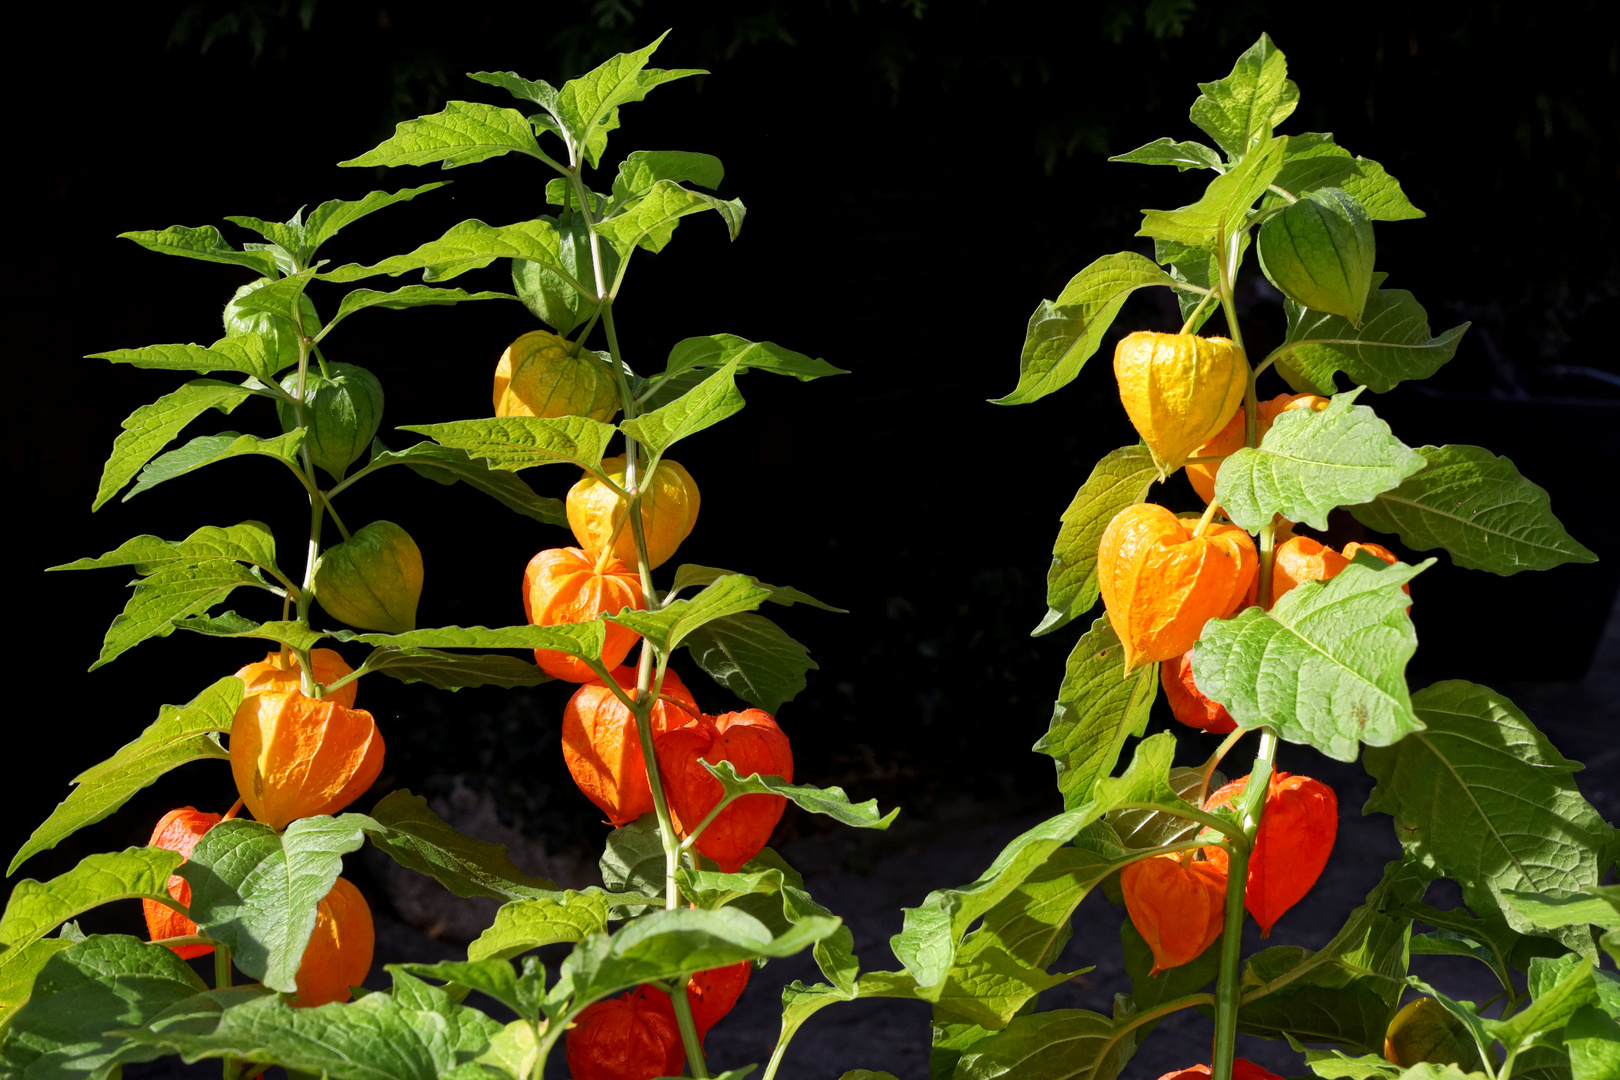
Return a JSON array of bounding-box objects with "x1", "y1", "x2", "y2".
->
[
  {"x1": 1121, "y1": 853, "x2": 1228, "y2": 975},
  {"x1": 567, "y1": 456, "x2": 700, "y2": 571},
  {"x1": 234, "y1": 648, "x2": 357, "y2": 710},
  {"x1": 1272, "y1": 536, "x2": 1411, "y2": 610},
  {"x1": 142, "y1": 806, "x2": 224, "y2": 959},
  {"x1": 1114, "y1": 332, "x2": 1248, "y2": 475},
  {"x1": 1186, "y1": 393, "x2": 1330, "y2": 503},
  {"x1": 292, "y1": 876, "x2": 374, "y2": 1007},
  {"x1": 1202, "y1": 772, "x2": 1338, "y2": 936},
  {"x1": 229, "y1": 691, "x2": 385, "y2": 831},
  {"x1": 562, "y1": 666, "x2": 702, "y2": 826},
  {"x1": 1097, "y1": 503, "x2": 1258, "y2": 670},
  {"x1": 1162, "y1": 650, "x2": 1236, "y2": 734},
  {"x1": 524, "y1": 547, "x2": 646, "y2": 682}
]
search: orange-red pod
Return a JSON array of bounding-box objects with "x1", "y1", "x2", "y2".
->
[
  {"x1": 633, "y1": 962, "x2": 753, "y2": 1040},
  {"x1": 292, "y1": 876, "x2": 374, "y2": 1007},
  {"x1": 1098, "y1": 503, "x2": 1258, "y2": 670},
  {"x1": 229, "y1": 691, "x2": 385, "y2": 831},
  {"x1": 655, "y1": 710, "x2": 793, "y2": 873},
  {"x1": 234, "y1": 648, "x2": 357, "y2": 709},
  {"x1": 1186, "y1": 393, "x2": 1329, "y2": 504},
  {"x1": 523, "y1": 547, "x2": 646, "y2": 682},
  {"x1": 566, "y1": 986, "x2": 685, "y2": 1080},
  {"x1": 562, "y1": 666, "x2": 701, "y2": 826},
  {"x1": 1156, "y1": 1061, "x2": 1285, "y2": 1080},
  {"x1": 143, "y1": 807, "x2": 224, "y2": 959},
  {"x1": 1202, "y1": 771, "x2": 1338, "y2": 936},
  {"x1": 1162, "y1": 650, "x2": 1236, "y2": 734},
  {"x1": 1121, "y1": 853, "x2": 1227, "y2": 975}
]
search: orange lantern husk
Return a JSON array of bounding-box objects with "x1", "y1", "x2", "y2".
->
[
  {"x1": 1121, "y1": 853, "x2": 1228, "y2": 975},
  {"x1": 566, "y1": 986, "x2": 685, "y2": 1080},
  {"x1": 292, "y1": 876, "x2": 374, "y2": 1007},
  {"x1": 235, "y1": 648, "x2": 357, "y2": 710},
  {"x1": 1202, "y1": 771, "x2": 1338, "y2": 935},
  {"x1": 1162, "y1": 650, "x2": 1236, "y2": 734},
  {"x1": 229, "y1": 691, "x2": 385, "y2": 831},
  {"x1": 142, "y1": 806, "x2": 224, "y2": 959},
  {"x1": 562, "y1": 666, "x2": 702, "y2": 826},
  {"x1": 523, "y1": 547, "x2": 646, "y2": 682},
  {"x1": 655, "y1": 709, "x2": 793, "y2": 873}
]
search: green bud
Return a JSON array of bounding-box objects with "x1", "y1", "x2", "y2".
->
[
  {"x1": 314, "y1": 520, "x2": 423, "y2": 634},
  {"x1": 276, "y1": 363, "x2": 384, "y2": 482},
  {"x1": 1257, "y1": 187, "x2": 1375, "y2": 326},
  {"x1": 223, "y1": 277, "x2": 322, "y2": 373}
]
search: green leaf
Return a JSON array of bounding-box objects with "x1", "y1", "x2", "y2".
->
[
  {"x1": 1108, "y1": 138, "x2": 1224, "y2": 170},
  {"x1": 609, "y1": 575, "x2": 771, "y2": 654},
  {"x1": 124, "y1": 429, "x2": 307, "y2": 501},
  {"x1": 468, "y1": 70, "x2": 560, "y2": 109},
  {"x1": 226, "y1": 270, "x2": 317, "y2": 322},
  {"x1": 322, "y1": 218, "x2": 580, "y2": 290},
  {"x1": 683, "y1": 611, "x2": 818, "y2": 713},
  {"x1": 1365, "y1": 681, "x2": 1620, "y2": 957},
  {"x1": 179, "y1": 816, "x2": 371, "y2": 992},
  {"x1": 398, "y1": 415, "x2": 615, "y2": 473},
  {"x1": 511, "y1": 211, "x2": 610, "y2": 336},
  {"x1": 1342, "y1": 157, "x2": 1425, "y2": 221},
  {"x1": 1302, "y1": 1050, "x2": 1400, "y2": 1079},
  {"x1": 1214, "y1": 387, "x2": 1428, "y2": 531},
  {"x1": 1189, "y1": 32, "x2": 1299, "y2": 159},
  {"x1": 9, "y1": 677, "x2": 240, "y2": 874},
  {"x1": 88, "y1": 333, "x2": 282, "y2": 384},
  {"x1": 1123, "y1": 919, "x2": 1219, "y2": 1034},
  {"x1": 926, "y1": 946, "x2": 1085, "y2": 1030},
  {"x1": 330, "y1": 622, "x2": 605, "y2": 658},
  {"x1": 1268, "y1": 133, "x2": 1364, "y2": 199},
  {"x1": 51, "y1": 521, "x2": 279, "y2": 577},
  {"x1": 303, "y1": 184, "x2": 449, "y2": 252},
  {"x1": 669, "y1": 565, "x2": 844, "y2": 611},
  {"x1": 656, "y1": 334, "x2": 846, "y2": 388},
  {"x1": 1033, "y1": 615, "x2": 1158, "y2": 811},
  {"x1": 1193, "y1": 557, "x2": 1430, "y2": 761},
  {"x1": 340, "y1": 101, "x2": 549, "y2": 169},
  {"x1": 0, "y1": 849, "x2": 183, "y2": 952},
  {"x1": 1271, "y1": 285, "x2": 1468, "y2": 396},
  {"x1": 1109, "y1": 768, "x2": 1216, "y2": 851},
  {"x1": 701, "y1": 760, "x2": 898, "y2": 830},
  {"x1": 1350, "y1": 445, "x2": 1597, "y2": 575},
  {"x1": 1033, "y1": 445, "x2": 1158, "y2": 636},
  {"x1": 118, "y1": 224, "x2": 280, "y2": 277},
  {"x1": 0, "y1": 938, "x2": 73, "y2": 1033},
  {"x1": 1138, "y1": 133, "x2": 1287, "y2": 251},
  {"x1": 317, "y1": 285, "x2": 512, "y2": 342},
  {"x1": 0, "y1": 935, "x2": 208, "y2": 1080},
  {"x1": 554, "y1": 32, "x2": 705, "y2": 167},
  {"x1": 1566, "y1": 1006, "x2": 1620, "y2": 1080},
  {"x1": 727, "y1": 849, "x2": 858, "y2": 992},
  {"x1": 117, "y1": 977, "x2": 504, "y2": 1080},
  {"x1": 611, "y1": 150, "x2": 725, "y2": 206},
  {"x1": 599, "y1": 817, "x2": 667, "y2": 915},
  {"x1": 468, "y1": 893, "x2": 614, "y2": 962},
  {"x1": 1155, "y1": 236, "x2": 1231, "y2": 332},
  {"x1": 173, "y1": 613, "x2": 326, "y2": 653},
  {"x1": 951, "y1": 1008, "x2": 1135, "y2": 1080},
  {"x1": 398, "y1": 959, "x2": 531, "y2": 1021},
  {"x1": 363, "y1": 791, "x2": 560, "y2": 901},
  {"x1": 1237, "y1": 985, "x2": 1397, "y2": 1056},
  {"x1": 991, "y1": 253, "x2": 1175, "y2": 406},
  {"x1": 362, "y1": 441, "x2": 566, "y2": 526},
  {"x1": 1502, "y1": 887, "x2": 1620, "y2": 937},
  {"x1": 1491, "y1": 955, "x2": 1598, "y2": 1054},
  {"x1": 359, "y1": 647, "x2": 551, "y2": 691},
  {"x1": 90, "y1": 381, "x2": 254, "y2": 511},
  {"x1": 618, "y1": 359, "x2": 744, "y2": 455},
  {"x1": 593, "y1": 179, "x2": 745, "y2": 253},
  {"x1": 92, "y1": 561, "x2": 267, "y2": 671}
]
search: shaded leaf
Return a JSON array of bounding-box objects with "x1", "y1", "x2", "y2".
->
[
  {"x1": 1034, "y1": 615, "x2": 1157, "y2": 811},
  {"x1": 701, "y1": 760, "x2": 898, "y2": 830},
  {"x1": 952, "y1": 1008, "x2": 1135, "y2": 1080},
  {"x1": 611, "y1": 150, "x2": 724, "y2": 205},
  {"x1": 330, "y1": 622, "x2": 605, "y2": 658},
  {"x1": 1138, "y1": 133, "x2": 1286, "y2": 251},
  {"x1": 669, "y1": 565, "x2": 844, "y2": 612},
  {"x1": 593, "y1": 179, "x2": 744, "y2": 253},
  {"x1": 88, "y1": 333, "x2": 281, "y2": 384},
  {"x1": 360, "y1": 648, "x2": 552, "y2": 691},
  {"x1": 609, "y1": 575, "x2": 771, "y2": 654},
  {"x1": 0, "y1": 849, "x2": 182, "y2": 952},
  {"x1": 683, "y1": 611, "x2": 818, "y2": 713},
  {"x1": 0, "y1": 937, "x2": 74, "y2": 1033},
  {"x1": 322, "y1": 219, "x2": 579, "y2": 290},
  {"x1": 172, "y1": 613, "x2": 326, "y2": 653},
  {"x1": 618, "y1": 359, "x2": 744, "y2": 456},
  {"x1": 1272, "y1": 286, "x2": 1468, "y2": 396},
  {"x1": 317, "y1": 286, "x2": 513, "y2": 342},
  {"x1": 92, "y1": 561, "x2": 267, "y2": 671},
  {"x1": 467, "y1": 893, "x2": 613, "y2": 962},
  {"x1": 398, "y1": 415, "x2": 615, "y2": 474},
  {"x1": 362, "y1": 441, "x2": 566, "y2": 526},
  {"x1": 1108, "y1": 138, "x2": 1223, "y2": 171},
  {"x1": 363, "y1": 791, "x2": 560, "y2": 901},
  {"x1": 51, "y1": 521, "x2": 279, "y2": 577}
]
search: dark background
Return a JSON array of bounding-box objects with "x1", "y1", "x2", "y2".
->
[{"x1": 4, "y1": 0, "x2": 1618, "y2": 1069}]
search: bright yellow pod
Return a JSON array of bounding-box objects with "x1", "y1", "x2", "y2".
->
[
  {"x1": 493, "y1": 330, "x2": 620, "y2": 421},
  {"x1": 1113, "y1": 331, "x2": 1247, "y2": 476},
  {"x1": 567, "y1": 456, "x2": 700, "y2": 571}
]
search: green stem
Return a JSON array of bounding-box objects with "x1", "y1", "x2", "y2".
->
[
  {"x1": 1211, "y1": 731, "x2": 1277, "y2": 1080},
  {"x1": 214, "y1": 943, "x2": 232, "y2": 989},
  {"x1": 1180, "y1": 288, "x2": 1217, "y2": 335},
  {"x1": 1257, "y1": 520, "x2": 1278, "y2": 610},
  {"x1": 670, "y1": 985, "x2": 710, "y2": 1079}
]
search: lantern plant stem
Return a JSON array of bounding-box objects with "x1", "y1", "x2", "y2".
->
[{"x1": 1211, "y1": 730, "x2": 1277, "y2": 1080}]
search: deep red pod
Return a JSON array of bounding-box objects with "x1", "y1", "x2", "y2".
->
[
  {"x1": 1162, "y1": 649, "x2": 1236, "y2": 734},
  {"x1": 1202, "y1": 771, "x2": 1338, "y2": 935},
  {"x1": 1156, "y1": 1060, "x2": 1286, "y2": 1080},
  {"x1": 655, "y1": 709, "x2": 793, "y2": 873},
  {"x1": 565, "y1": 986, "x2": 684, "y2": 1080},
  {"x1": 143, "y1": 807, "x2": 224, "y2": 959},
  {"x1": 633, "y1": 962, "x2": 753, "y2": 1040}
]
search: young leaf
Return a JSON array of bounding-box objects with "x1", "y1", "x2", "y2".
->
[
  {"x1": 467, "y1": 893, "x2": 614, "y2": 962},
  {"x1": 1349, "y1": 444, "x2": 1597, "y2": 575},
  {"x1": 89, "y1": 332, "x2": 282, "y2": 384},
  {"x1": 1268, "y1": 133, "x2": 1364, "y2": 199},
  {"x1": 398, "y1": 415, "x2": 615, "y2": 473},
  {"x1": 1155, "y1": 236, "x2": 1229, "y2": 332},
  {"x1": 1189, "y1": 32, "x2": 1299, "y2": 160},
  {"x1": 609, "y1": 575, "x2": 771, "y2": 654},
  {"x1": 174, "y1": 614, "x2": 327, "y2": 654},
  {"x1": 1034, "y1": 445, "x2": 1158, "y2": 636},
  {"x1": 124, "y1": 429, "x2": 306, "y2": 502},
  {"x1": 682, "y1": 611, "x2": 819, "y2": 713},
  {"x1": 8, "y1": 676, "x2": 241, "y2": 874},
  {"x1": 1364, "y1": 680, "x2": 1620, "y2": 958},
  {"x1": 91, "y1": 381, "x2": 254, "y2": 510},
  {"x1": 363, "y1": 791, "x2": 560, "y2": 901},
  {"x1": 469, "y1": 70, "x2": 561, "y2": 109},
  {"x1": 1192, "y1": 557, "x2": 1431, "y2": 761},
  {"x1": 223, "y1": 214, "x2": 306, "y2": 263},
  {"x1": 180, "y1": 816, "x2": 371, "y2": 993},
  {"x1": 554, "y1": 33, "x2": 705, "y2": 167},
  {"x1": 950, "y1": 1008, "x2": 1133, "y2": 1080},
  {"x1": 1214, "y1": 387, "x2": 1428, "y2": 531},
  {"x1": 339, "y1": 101, "x2": 551, "y2": 170},
  {"x1": 700, "y1": 760, "x2": 898, "y2": 830},
  {"x1": 926, "y1": 946, "x2": 1085, "y2": 1031},
  {"x1": 302, "y1": 184, "x2": 449, "y2": 252},
  {"x1": 1108, "y1": 138, "x2": 1224, "y2": 171},
  {"x1": 51, "y1": 521, "x2": 279, "y2": 577},
  {"x1": 358, "y1": 647, "x2": 551, "y2": 691},
  {"x1": 1137, "y1": 133, "x2": 1287, "y2": 252},
  {"x1": 991, "y1": 253, "x2": 1175, "y2": 406},
  {"x1": 359, "y1": 441, "x2": 566, "y2": 526},
  {"x1": 329, "y1": 622, "x2": 606, "y2": 661},
  {"x1": 316, "y1": 285, "x2": 513, "y2": 342},
  {"x1": 1489, "y1": 955, "x2": 1598, "y2": 1056},
  {"x1": 594, "y1": 180, "x2": 745, "y2": 254},
  {"x1": 92, "y1": 561, "x2": 267, "y2": 671},
  {"x1": 611, "y1": 150, "x2": 725, "y2": 206},
  {"x1": 322, "y1": 219, "x2": 582, "y2": 291},
  {"x1": 669, "y1": 565, "x2": 845, "y2": 611},
  {"x1": 1033, "y1": 615, "x2": 1157, "y2": 811},
  {"x1": 1342, "y1": 157, "x2": 1424, "y2": 221},
  {"x1": 1270, "y1": 286, "x2": 1468, "y2": 396},
  {"x1": 657, "y1": 333, "x2": 846, "y2": 385},
  {"x1": 0, "y1": 848, "x2": 182, "y2": 952},
  {"x1": 1, "y1": 935, "x2": 208, "y2": 1080},
  {"x1": 618, "y1": 358, "x2": 744, "y2": 455},
  {"x1": 118, "y1": 224, "x2": 280, "y2": 278}
]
